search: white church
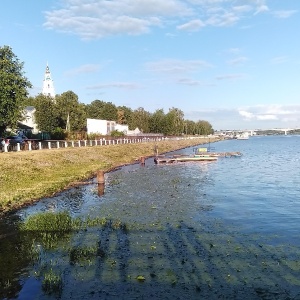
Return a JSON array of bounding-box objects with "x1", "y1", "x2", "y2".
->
[
  {"x1": 21, "y1": 64, "x2": 56, "y2": 133},
  {"x1": 42, "y1": 63, "x2": 56, "y2": 98}
]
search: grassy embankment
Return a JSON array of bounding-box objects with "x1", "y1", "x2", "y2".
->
[{"x1": 0, "y1": 137, "x2": 219, "y2": 214}]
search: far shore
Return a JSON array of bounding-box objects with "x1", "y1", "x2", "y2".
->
[{"x1": 0, "y1": 137, "x2": 220, "y2": 214}]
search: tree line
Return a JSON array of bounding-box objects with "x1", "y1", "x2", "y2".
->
[{"x1": 0, "y1": 45, "x2": 213, "y2": 138}]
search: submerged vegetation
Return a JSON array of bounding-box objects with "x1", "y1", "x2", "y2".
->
[
  {"x1": 2, "y1": 209, "x2": 298, "y2": 299},
  {"x1": 42, "y1": 268, "x2": 63, "y2": 296}
]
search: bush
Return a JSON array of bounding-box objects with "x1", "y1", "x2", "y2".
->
[{"x1": 110, "y1": 130, "x2": 125, "y2": 137}]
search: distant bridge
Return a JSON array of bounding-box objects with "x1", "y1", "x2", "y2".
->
[
  {"x1": 218, "y1": 127, "x2": 300, "y2": 136},
  {"x1": 265, "y1": 128, "x2": 300, "y2": 135}
]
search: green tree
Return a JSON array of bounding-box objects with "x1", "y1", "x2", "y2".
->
[
  {"x1": 165, "y1": 107, "x2": 184, "y2": 135},
  {"x1": 34, "y1": 94, "x2": 59, "y2": 132},
  {"x1": 0, "y1": 46, "x2": 32, "y2": 135},
  {"x1": 85, "y1": 100, "x2": 105, "y2": 119},
  {"x1": 196, "y1": 120, "x2": 214, "y2": 135},
  {"x1": 131, "y1": 107, "x2": 151, "y2": 133},
  {"x1": 55, "y1": 91, "x2": 86, "y2": 131},
  {"x1": 183, "y1": 120, "x2": 194, "y2": 135},
  {"x1": 117, "y1": 105, "x2": 133, "y2": 128},
  {"x1": 101, "y1": 102, "x2": 118, "y2": 121},
  {"x1": 149, "y1": 109, "x2": 166, "y2": 134},
  {"x1": 85, "y1": 100, "x2": 117, "y2": 121}
]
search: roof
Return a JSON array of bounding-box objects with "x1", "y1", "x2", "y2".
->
[{"x1": 17, "y1": 122, "x2": 33, "y2": 130}]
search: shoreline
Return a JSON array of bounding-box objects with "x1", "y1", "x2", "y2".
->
[{"x1": 0, "y1": 137, "x2": 220, "y2": 215}]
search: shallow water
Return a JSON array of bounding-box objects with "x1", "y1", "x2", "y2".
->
[{"x1": 1, "y1": 135, "x2": 300, "y2": 299}]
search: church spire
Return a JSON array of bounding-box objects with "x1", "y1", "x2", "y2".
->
[{"x1": 42, "y1": 63, "x2": 55, "y2": 98}]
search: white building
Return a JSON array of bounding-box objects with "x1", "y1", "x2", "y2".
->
[
  {"x1": 115, "y1": 123, "x2": 129, "y2": 134},
  {"x1": 42, "y1": 63, "x2": 55, "y2": 98},
  {"x1": 87, "y1": 118, "x2": 139, "y2": 135},
  {"x1": 87, "y1": 118, "x2": 116, "y2": 135},
  {"x1": 22, "y1": 106, "x2": 38, "y2": 133}
]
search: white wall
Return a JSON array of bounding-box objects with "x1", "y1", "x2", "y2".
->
[
  {"x1": 115, "y1": 124, "x2": 128, "y2": 134},
  {"x1": 87, "y1": 119, "x2": 108, "y2": 135}
]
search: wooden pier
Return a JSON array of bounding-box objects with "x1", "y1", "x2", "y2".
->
[{"x1": 154, "y1": 151, "x2": 242, "y2": 164}]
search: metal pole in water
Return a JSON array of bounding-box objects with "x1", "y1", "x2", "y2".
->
[{"x1": 97, "y1": 170, "x2": 105, "y2": 184}]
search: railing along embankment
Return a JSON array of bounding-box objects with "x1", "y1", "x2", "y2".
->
[{"x1": 0, "y1": 136, "x2": 212, "y2": 153}]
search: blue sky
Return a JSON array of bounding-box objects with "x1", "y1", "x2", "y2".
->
[{"x1": 1, "y1": 0, "x2": 300, "y2": 130}]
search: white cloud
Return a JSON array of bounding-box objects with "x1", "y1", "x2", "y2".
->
[
  {"x1": 145, "y1": 59, "x2": 212, "y2": 74},
  {"x1": 177, "y1": 78, "x2": 215, "y2": 86},
  {"x1": 86, "y1": 82, "x2": 140, "y2": 89},
  {"x1": 272, "y1": 10, "x2": 297, "y2": 19},
  {"x1": 177, "y1": 19, "x2": 205, "y2": 31},
  {"x1": 227, "y1": 56, "x2": 248, "y2": 66},
  {"x1": 254, "y1": 5, "x2": 269, "y2": 15},
  {"x1": 64, "y1": 64, "x2": 101, "y2": 76},
  {"x1": 186, "y1": 104, "x2": 300, "y2": 130},
  {"x1": 43, "y1": 0, "x2": 272, "y2": 39},
  {"x1": 239, "y1": 105, "x2": 300, "y2": 124},
  {"x1": 215, "y1": 73, "x2": 245, "y2": 80},
  {"x1": 232, "y1": 5, "x2": 252, "y2": 13},
  {"x1": 257, "y1": 114, "x2": 277, "y2": 120},
  {"x1": 239, "y1": 110, "x2": 254, "y2": 119}
]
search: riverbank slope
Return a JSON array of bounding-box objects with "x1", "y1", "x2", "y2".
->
[{"x1": 0, "y1": 137, "x2": 218, "y2": 213}]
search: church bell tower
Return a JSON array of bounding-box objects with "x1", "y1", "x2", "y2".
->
[{"x1": 42, "y1": 63, "x2": 55, "y2": 98}]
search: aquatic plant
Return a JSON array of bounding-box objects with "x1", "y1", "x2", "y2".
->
[
  {"x1": 20, "y1": 211, "x2": 72, "y2": 232},
  {"x1": 69, "y1": 245, "x2": 98, "y2": 265},
  {"x1": 42, "y1": 268, "x2": 63, "y2": 295},
  {"x1": 84, "y1": 216, "x2": 107, "y2": 227}
]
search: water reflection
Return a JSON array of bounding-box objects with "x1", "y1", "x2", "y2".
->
[
  {"x1": 0, "y1": 216, "x2": 34, "y2": 299},
  {"x1": 97, "y1": 183, "x2": 105, "y2": 197}
]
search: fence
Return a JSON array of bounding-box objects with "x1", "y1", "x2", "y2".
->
[{"x1": 1, "y1": 136, "x2": 206, "y2": 153}]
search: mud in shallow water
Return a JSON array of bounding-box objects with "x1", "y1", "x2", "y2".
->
[{"x1": 1, "y1": 155, "x2": 300, "y2": 299}]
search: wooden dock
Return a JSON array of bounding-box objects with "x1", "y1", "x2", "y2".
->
[{"x1": 154, "y1": 152, "x2": 242, "y2": 164}]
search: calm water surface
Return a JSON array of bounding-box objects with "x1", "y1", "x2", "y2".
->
[{"x1": 1, "y1": 135, "x2": 300, "y2": 299}]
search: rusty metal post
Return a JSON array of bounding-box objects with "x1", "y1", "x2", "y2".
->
[{"x1": 97, "y1": 170, "x2": 105, "y2": 184}]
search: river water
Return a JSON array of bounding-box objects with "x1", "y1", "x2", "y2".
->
[{"x1": 1, "y1": 135, "x2": 300, "y2": 299}]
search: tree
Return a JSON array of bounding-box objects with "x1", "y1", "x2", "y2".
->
[
  {"x1": 85, "y1": 100, "x2": 105, "y2": 119},
  {"x1": 34, "y1": 94, "x2": 59, "y2": 132},
  {"x1": 0, "y1": 46, "x2": 32, "y2": 135},
  {"x1": 131, "y1": 107, "x2": 151, "y2": 133},
  {"x1": 85, "y1": 100, "x2": 117, "y2": 121},
  {"x1": 149, "y1": 109, "x2": 166, "y2": 134},
  {"x1": 196, "y1": 120, "x2": 214, "y2": 135},
  {"x1": 165, "y1": 107, "x2": 184, "y2": 135},
  {"x1": 117, "y1": 105, "x2": 133, "y2": 128},
  {"x1": 55, "y1": 91, "x2": 86, "y2": 131}
]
